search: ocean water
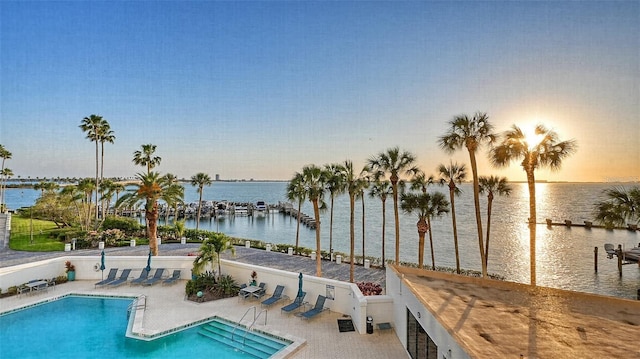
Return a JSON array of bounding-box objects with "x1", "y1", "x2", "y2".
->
[{"x1": 5, "y1": 181, "x2": 640, "y2": 299}]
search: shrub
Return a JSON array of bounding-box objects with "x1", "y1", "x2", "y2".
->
[
  {"x1": 217, "y1": 274, "x2": 238, "y2": 295},
  {"x1": 101, "y1": 216, "x2": 141, "y2": 233},
  {"x1": 357, "y1": 282, "x2": 383, "y2": 296}
]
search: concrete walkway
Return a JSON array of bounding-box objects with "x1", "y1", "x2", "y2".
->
[{"x1": 0, "y1": 244, "x2": 386, "y2": 287}]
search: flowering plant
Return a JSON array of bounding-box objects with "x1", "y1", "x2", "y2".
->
[
  {"x1": 65, "y1": 261, "x2": 76, "y2": 273},
  {"x1": 250, "y1": 271, "x2": 257, "y2": 285}
]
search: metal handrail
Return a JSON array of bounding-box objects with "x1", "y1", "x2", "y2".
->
[
  {"x1": 231, "y1": 306, "x2": 256, "y2": 342},
  {"x1": 242, "y1": 309, "x2": 268, "y2": 345}
]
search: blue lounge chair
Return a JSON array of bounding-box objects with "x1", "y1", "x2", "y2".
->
[
  {"x1": 95, "y1": 268, "x2": 118, "y2": 287},
  {"x1": 130, "y1": 269, "x2": 150, "y2": 285},
  {"x1": 107, "y1": 269, "x2": 131, "y2": 287},
  {"x1": 142, "y1": 268, "x2": 165, "y2": 286},
  {"x1": 261, "y1": 285, "x2": 285, "y2": 307},
  {"x1": 162, "y1": 270, "x2": 181, "y2": 285},
  {"x1": 253, "y1": 282, "x2": 267, "y2": 298},
  {"x1": 300, "y1": 295, "x2": 329, "y2": 320},
  {"x1": 281, "y1": 291, "x2": 306, "y2": 314}
]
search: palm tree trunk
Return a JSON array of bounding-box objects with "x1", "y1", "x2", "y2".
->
[
  {"x1": 392, "y1": 180, "x2": 400, "y2": 264},
  {"x1": 381, "y1": 199, "x2": 386, "y2": 268},
  {"x1": 295, "y1": 200, "x2": 302, "y2": 254},
  {"x1": 94, "y1": 141, "x2": 99, "y2": 225},
  {"x1": 350, "y1": 195, "x2": 356, "y2": 282},
  {"x1": 312, "y1": 200, "x2": 322, "y2": 277},
  {"x1": 361, "y1": 195, "x2": 365, "y2": 262},
  {"x1": 329, "y1": 195, "x2": 334, "y2": 260},
  {"x1": 196, "y1": 188, "x2": 203, "y2": 231},
  {"x1": 484, "y1": 193, "x2": 494, "y2": 269},
  {"x1": 417, "y1": 219, "x2": 427, "y2": 269},
  {"x1": 427, "y1": 217, "x2": 435, "y2": 270},
  {"x1": 147, "y1": 203, "x2": 159, "y2": 256},
  {"x1": 468, "y1": 149, "x2": 487, "y2": 277},
  {"x1": 449, "y1": 184, "x2": 461, "y2": 274},
  {"x1": 526, "y1": 167, "x2": 537, "y2": 285}
]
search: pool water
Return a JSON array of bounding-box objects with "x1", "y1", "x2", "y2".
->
[{"x1": 0, "y1": 296, "x2": 283, "y2": 358}]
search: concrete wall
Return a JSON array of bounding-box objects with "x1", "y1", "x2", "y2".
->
[{"x1": 387, "y1": 266, "x2": 469, "y2": 359}]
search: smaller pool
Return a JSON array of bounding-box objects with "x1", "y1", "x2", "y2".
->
[{"x1": 0, "y1": 295, "x2": 292, "y2": 358}]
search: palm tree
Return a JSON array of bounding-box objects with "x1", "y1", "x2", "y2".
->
[
  {"x1": 593, "y1": 186, "x2": 640, "y2": 228},
  {"x1": 76, "y1": 177, "x2": 96, "y2": 230},
  {"x1": 299, "y1": 164, "x2": 327, "y2": 277},
  {"x1": 437, "y1": 161, "x2": 467, "y2": 274},
  {"x1": 368, "y1": 178, "x2": 392, "y2": 268},
  {"x1": 0, "y1": 144, "x2": 12, "y2": 210},
  {"x1": 193, "y1": 231, "x2": 236, "y2": 279},
  {"x1": 162, "y1": 173, "x2": 181, "y2": 223},
  {"x1": 79, "y1": 114, "x2": 104, "y2": 222},
  {"x1": 479, "y1": 175, "x2": 512, "y2": 269},
  {"x1": 491, "y1": 124, "x2": 576, "y2": 285},
  {"x1": 98, "y1": 122, "x2": 115, "y2": 183},
  {"x1": 191, "y1": 172, "x2": 212, "y2": 231},
  {"x1": 439, "y1": 112, "x2": 496, "y2": 277},
  {"x1": 367, "y1": 147, "x2": 419, "y2": 264},
  {"x1": 116, "y1": 172, "x2": 184, "y2": 255},
  {"x1": 133, "y1": 144, "x2": 161, "y2": 175},
  {"x1": 34, "y1": 181, "x2": 59, "y2": 196},
  {"x1": 286, "y1": 172, "x2": 306, "y2": 255},
  {"x1": 339, "y1": 160, "x2": 369, "y2": 282},
  {"x1": 99, "y1": 179, "x2": 116, "y2": 220},
  {"x1": 0, "y1": 168, "x2": 13, "y2": 212},
  {"x1": 400, "y1": 192, "x2": 447, "y2": 269},
  {"x1": 324, "y1": 163, "x2": 347, "y2": 260},
  {"x1": 112, "y1": 182, "x2": 126, "y2": 216}
]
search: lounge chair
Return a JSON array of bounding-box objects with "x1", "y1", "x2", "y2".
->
[
  {"x1": 261, "y1": 285, "x2": 285, "y2": 307},
  {"x1": 281, "y1": 291, "x2": 306, "y2": 314},
  {"x1": 95, "y1": 268, "x2": 118, "y2": 287},
  {"x1": 253, "y1": 282, "x2": 267, "y2": 298},
  {"x1": 142, "y1": 268, "x2": 165, "y2": 286},
  {"x1": 130, "y1": 269, "x2": 150, "y2": 285},
  {"x1": 162, "y1": 270, "x2": 181, "y2": 285},
  {"x1": 107, "y1": 269, "x2": 132, "y2": 287},
  {"x1": 300, "y1": 295, "x2": 329, "y2": 320}
]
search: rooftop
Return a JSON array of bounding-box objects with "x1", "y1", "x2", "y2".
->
[{"x1": 395, "y1": 266, "x2": 640, "y2": 358}]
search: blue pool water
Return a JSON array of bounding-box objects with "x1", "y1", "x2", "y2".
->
[{"x1": 0, "y1": 296, "x2": 286, "y2": 358}]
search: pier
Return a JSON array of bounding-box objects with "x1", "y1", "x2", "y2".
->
[
  {"x1": 277, "y1": 202, "x2": 317, "y2": 229},
  {"x1": 544, "y1": 218, "x2": 639, "y2": 231}
]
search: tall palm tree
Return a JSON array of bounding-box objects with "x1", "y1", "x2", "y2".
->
[
  {"x1": 400, "y1": 191, "x2": 448, "y2": 269},
  {"x1": 191, "y1": 172, "x2": 212, "y2": 231},
  {"x1": 133, "y1": 144, "x2": 162, "y2": 175},
  {"x1": 0, "y1": 144, "x2": 12, "y2": 211},
  {"x1": 98, "y1": 121, "x2": 115, "y2": 183},
  {"x1": 437, "y1": 161, "x2": 467, "y2": 274},
  {"x1": 76, "y1": 177, "x2": 96, "y2": 230},
  {"x1": 368, "y1": 179, "x2": 392, "y2": 268},
  {"x1": 367, "y1": 147, "x2": 419, "y2": 264},
  {"x1": 324, "y1": 163, "x2": 347, "y2": 260},
  {"x1": 193, "y1": 231, "x2": 236, "y2": 279},
  {"x1": 162, "y1": 173, "x2": 180, "y2": 223},
  {"x1": 34, "y1": 181, "x2": 59, "y2": 196},
  {"x1": 299, "y1": 165, "x2": 327, "y2": 277},
  {"x1": 286, "y1": 172, "x2": 306, "y2": 255},
  {"x1": 79, "y1": 114, "x2": 104, "y2": 222},
  {"x1": 0, "y1": 168, "x2": 13, "y2": 212},
  {"x1": 112, "y1": 182, "x2": 126, "y2": 216},
  {"x1": 99, "y1": 179, "x2": 116, "y2": 220},
  {"x1": 439, "y1": 112, "x2": 496, "y2": 277},
  {"x1": 491, "y1": 124, "x2": 576, "y2": 285},
  {"x1": 593, "y1": 186, "x2": 640, "y2": 228},
  {"x1": 479, "y1": 175, "x2": 512, "y2": 269},
  {"x1": 116, "y1": 172, "x2": 184, "y2": 255},
  {"x1": 340, "y1": 160, "x2": 369, "y2": 282}
]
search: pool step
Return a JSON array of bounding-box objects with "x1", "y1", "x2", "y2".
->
[{"x1": 197, "y1": 319, "x2": 287, "y2": 358}]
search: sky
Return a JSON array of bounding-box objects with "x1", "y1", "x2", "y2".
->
[{"x1": 1, "y1": 1, "x2": 638, "y2": 182}]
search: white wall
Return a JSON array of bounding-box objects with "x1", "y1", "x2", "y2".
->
[{"x1": 387, "y1": 267, "x2": 470, "y2": 359}]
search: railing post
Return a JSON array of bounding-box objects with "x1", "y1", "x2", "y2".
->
[{"x1": 594, "y1": 246, "x2": 598, "y2": 273}]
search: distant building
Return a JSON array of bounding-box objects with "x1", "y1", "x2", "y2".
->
[{"x1": 215, "y1": 174, "x2": 220, "y2": 181}]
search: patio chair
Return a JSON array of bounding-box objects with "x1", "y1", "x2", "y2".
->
[
  {"x1": 300, "y1": 295, "x2": 329, "y2": 320},
  {"x1": 107, "y1": 269, "x2": 132, "y2": 287},
  {"x1": 95, "y1": 268, "x2": 118, "y2": 288},
  {"x1": 142, "y1": 268, "x2": 166, "y2": 286},
  {"x1": 162, "y1": 270, "x2": 181, "y2": 285},
  {"x1": 130, "y1": 269, "x2": 150, "y2": 285},
  {"x1": 281, "y1": 291, "x2": 306, "y2": 314},
  {"x1": 261, "y1": 285, "x2": 285, "y2": 307},
  {"x1": 253, "y1": 282, "x2": 267, "y2": 299}
]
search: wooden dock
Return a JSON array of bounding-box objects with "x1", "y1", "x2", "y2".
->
[{"x1": 544, "y1": 218, "x2": 639, "y2": 231}]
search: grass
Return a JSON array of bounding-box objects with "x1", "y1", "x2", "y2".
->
[{"x1": 10, "y1": 215, "x2": 64, "y2": 251}]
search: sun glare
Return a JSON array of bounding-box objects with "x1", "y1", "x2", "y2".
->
[{"x1": 522, "y1": 126, "x2": 545, "y2": 149}]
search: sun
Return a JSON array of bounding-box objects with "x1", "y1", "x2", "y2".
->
[{"x1": 522, "y1": 125, "x2": 545, "y2": 149}]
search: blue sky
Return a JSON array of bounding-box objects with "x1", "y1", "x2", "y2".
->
[{"x1": 1, "y1": 1, "x2": 638, "y2": 182}]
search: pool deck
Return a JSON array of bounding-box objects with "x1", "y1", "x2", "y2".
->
[{"x1": 0, "y1": 245, "x2": 405, "y2": 358}]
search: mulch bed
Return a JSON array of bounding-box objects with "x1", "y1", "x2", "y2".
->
[{"x1": 187, "y1": 290, "x2": 237, "y2": 303}]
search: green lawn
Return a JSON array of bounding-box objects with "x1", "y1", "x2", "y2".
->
[{"x1": 10, "y1": 216, "x2": 65, "y2": 251}]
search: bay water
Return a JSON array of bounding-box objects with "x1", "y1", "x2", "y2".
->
[{"x1": 5, "y1": 181, "x2": 640, "y2": 299}]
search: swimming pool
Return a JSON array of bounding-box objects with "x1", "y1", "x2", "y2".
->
[{"x1": 0, "y1": 295, "x2": 290, "y2": 358}]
